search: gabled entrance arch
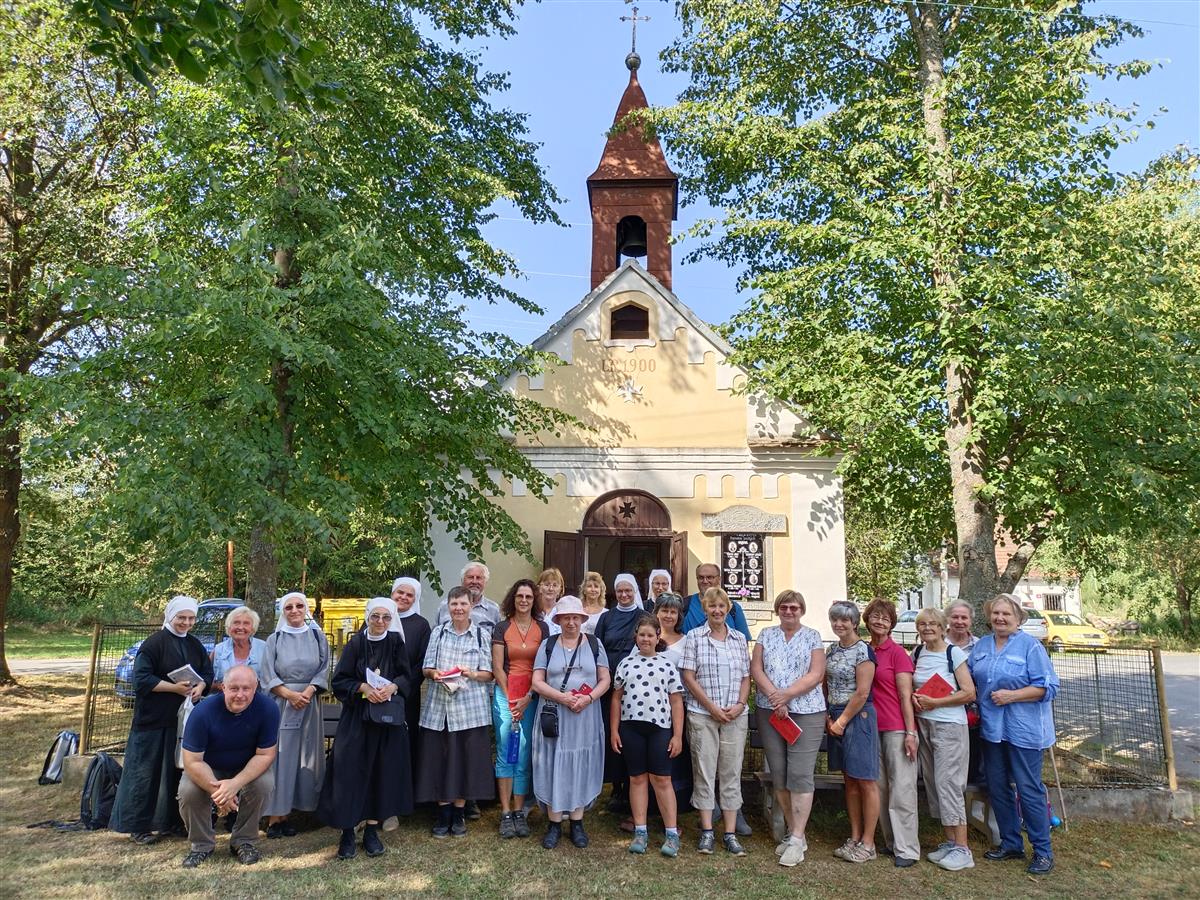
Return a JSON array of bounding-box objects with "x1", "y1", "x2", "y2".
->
[{"x1": 543, "y1": 489, "x2": 688, "y2": 600}]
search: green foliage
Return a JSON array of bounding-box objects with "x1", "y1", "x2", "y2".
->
[
  {"x1": 66, "y1": 0, "x2": 572, "y2": 615},
  {"x1": 653, "y1": 1, "x2": 1200, "y2": 591},
  {"x1": 843, "y1": 481, "x2": 927, "y2": 604}
]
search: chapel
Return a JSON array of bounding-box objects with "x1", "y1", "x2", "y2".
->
[{"x1": 423, "y1": 53, "x2": 848, "y2": 636}]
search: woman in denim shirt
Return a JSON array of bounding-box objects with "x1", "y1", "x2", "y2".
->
[
  {"x1": 968, "y1": 593, "x2": 1060, "y2": 876},
  {"x1": 211, "y1": 606, "x2": 268, "y2": 692}
]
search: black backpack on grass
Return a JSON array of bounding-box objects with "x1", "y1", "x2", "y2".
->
[
  {"x1": 38, "y1": 730, "x2": 80, "y2": 785},
  {"x1": 79, "y1": 752, "x2": 122, "y2": 830}
]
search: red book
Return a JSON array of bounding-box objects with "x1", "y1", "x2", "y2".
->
[
  {"x1": 916, "y1": 672, "x2": 954, "y2": 699},
  {"x1": 770, "y1": 713, "x2": 803, "y2": 745}
]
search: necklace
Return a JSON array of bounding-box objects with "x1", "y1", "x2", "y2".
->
[{"x1": 514, "y1": 618, "x2": 534, "y2": 648}]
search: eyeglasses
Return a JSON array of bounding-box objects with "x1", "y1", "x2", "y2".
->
[
  {"x1": 368, "y1": 613, "x2": 393, "y2": 622},
  {"x1": 777, "y1": 605, "x2": 802, "y2": 612}
]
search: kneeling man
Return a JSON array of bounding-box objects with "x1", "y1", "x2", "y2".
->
[{"x1": 178, "y1": 664, "x2": 280, "y2": 867}]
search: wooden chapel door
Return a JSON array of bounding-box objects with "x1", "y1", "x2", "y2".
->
[
  {"x1": 671, "y1": 531, "x2": 688, "y2": 596},
  {"x1": 543, "y1": 531, "x2": 583, "y2": 593}
]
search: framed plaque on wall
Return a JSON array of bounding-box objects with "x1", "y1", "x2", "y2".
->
[{"x1": 721, "y1": 533, "x2": 765, "y2": 604}]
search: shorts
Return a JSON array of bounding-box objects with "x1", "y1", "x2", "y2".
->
[{"x1": 619, "y1": 720, "x2": 672, "y2": 777}]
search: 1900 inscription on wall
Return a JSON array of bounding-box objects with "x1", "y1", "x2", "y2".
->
[{"x1": 602, "y1": 358, "x2": 656, "y2": 373}]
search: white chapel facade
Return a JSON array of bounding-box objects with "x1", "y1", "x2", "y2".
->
[{"x1": 424, "y1": 59, "x2": 848, "y2": 637}]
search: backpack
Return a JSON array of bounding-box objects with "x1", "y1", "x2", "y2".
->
[
  {"x1": 38, "y1": 730, "x2": 80, "y2": 785},
  {"x1": 79, "y1": 752, "x2": 122, "y2": 830},
  {"x1": 543, "y1": 632, "x2": 600, "y2": 665}
]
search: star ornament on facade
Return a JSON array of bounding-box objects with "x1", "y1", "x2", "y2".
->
[
  {"x1": 616, "y1": 376, "x2": 644, "y2": 404},
  {"x1": 618, "y1": 501, "x2": 637, "y2": 519}
]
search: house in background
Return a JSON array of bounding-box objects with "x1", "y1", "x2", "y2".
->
[{"x1": 903, "y1": 540, "x2": 1082, "y2": 616}]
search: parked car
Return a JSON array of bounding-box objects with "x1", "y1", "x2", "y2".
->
[
  {"x1": 891, "y1": 608, "x2": 920, "y2": 646},
  {"x1": 1040, "y1": 611, "x2": 1111, "y2": 652},
  {"x1": 113, "y1": 599, "x2": 241, "y2": 704},
  {"x1": 1019, "y1": 607, "x2": 1048, "y2": 641}
]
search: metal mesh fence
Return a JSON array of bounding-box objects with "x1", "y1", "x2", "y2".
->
[
  {"x1": 1051, "y1": 646, "x2": 1168, "y2": 786},
  {"x1": 83, "y1": 624, "x2": 168, "y2": 753}
]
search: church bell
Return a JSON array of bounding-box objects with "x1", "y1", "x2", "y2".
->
[{"x1": 616, "y1": 215, "x2": 648, "y2": 258}]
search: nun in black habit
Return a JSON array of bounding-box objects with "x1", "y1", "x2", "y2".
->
[
  {"x1": 389, "y1": 576, "x2": 432, "y2": 774},
  {"x1": 110, "y1": 594, "x2": 213, "y2": 843},
  {"x1": 317, "y1": 597, "x2": 413, "y2": 860}
]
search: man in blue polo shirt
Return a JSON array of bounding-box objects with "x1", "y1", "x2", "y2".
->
[
  {"x1": 178, "y1": 665, "x2": 280, "y2": 868},
  {"x1": 682, "y1": 562, "x2": 751, "y2": 639}
]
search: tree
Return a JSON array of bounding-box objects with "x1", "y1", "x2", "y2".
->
[
  {"x1": 654, "y1": 0, "x2": 1200, "y2": 617},
  {"x1": 71, "y1": 0, "x2": 571, "y2": 628},
  {"x1": 843, "y1": 479, "x2": 928, "y2": 605},
  {"x1": 1, "y1": 2, "x2": 146, "y2": 683}
]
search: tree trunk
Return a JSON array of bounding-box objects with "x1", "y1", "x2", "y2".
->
[
  {"x1": 246, "y1": 522, "x2": 278, "y2": 630},
  {"x1": 907, "y1": 1, "x2": 1000, "y2": 618},
  {"x1": 938, "y1": 542, "x2": 950, "y2": 605},
  {"x1": 1173, "y1": 574, "x2": 1194, "y2": 635},
  {"x1": 0, "y1": 397, "x2": 20, "y2": 685}
]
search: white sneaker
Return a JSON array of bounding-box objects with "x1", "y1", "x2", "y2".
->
[
  {"x1": 927, "y1": 841, "x2": 957, "y2": 863},
  {"x1": 936, "y1": 846, "x2": 975, "y2": 871},
  {"x1": 779, "y1": 838, "x2": 806, "y2": 867},
  {"x1": 776, "y1": 834, "x2": 807, "y2": 857}
]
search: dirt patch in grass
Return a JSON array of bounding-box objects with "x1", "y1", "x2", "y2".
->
[{"x1": 2, "y1": 676, "x2": 1197, "y2": 899}]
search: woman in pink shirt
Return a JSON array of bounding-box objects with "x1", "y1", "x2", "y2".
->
[{"x1": 864, "y1": 599, "x2": 920, "y2": 867}]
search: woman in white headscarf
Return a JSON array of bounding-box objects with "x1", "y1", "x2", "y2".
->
[
  {"x1": 647, "y1": 569, "x2": 673, "y2": 610},
  {"x1": 262, "y1": 591, "x2": 330, "y2": 838},
  {"x1": 390, "y1": 576, "x2": 432, "y2": 778},
  {"x1": 111, "y1": 595, "x2": 213, "y2": 844},
  {"x1": 317, "y1": 597, "x2": 413, "y2": 860}
]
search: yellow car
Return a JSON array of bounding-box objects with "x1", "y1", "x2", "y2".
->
[{"x1": 1040, "y1": 611, "x2": 1111, "y2": 652}]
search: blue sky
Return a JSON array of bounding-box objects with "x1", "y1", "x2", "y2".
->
[{"x1": 465, "y1": 0, "x2": 1200, "y2": 339}]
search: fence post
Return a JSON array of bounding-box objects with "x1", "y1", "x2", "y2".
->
[
  {"x1": 1151, "y1": 646, "x2": 1179, "y2": 791},
  {"x1": 1092, "y1": 650, "x2": 1107, "y2": 765},
  {"x1": 79, "y1": 623, "x2": 102, "y2": 754}
]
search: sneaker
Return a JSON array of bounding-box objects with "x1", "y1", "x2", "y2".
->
[
  {"x1": 232, "y1": 843, "x2": 261, "y2": 865},
  {"x1": 181, "y1": 849, "x2": 212, "y2": 868},
  {"x1": 927, "y1": 841, "x2": 957, "y2": 863},
  {"x1": 844, "y1": 842, "x2": 877, "y2": 863},
  {"x1": 734, "y1": 810, "x2": 753, "y2": 837},
  {"x1": 661, "y1": 833, "x2": 680, "y2": 858},
  {"x1": 465, "y1": 800, "x2": 481, "y2": 820},
  {"x1": 1027, "y1": 855, "x2": 1054, "y2": 876},
  {"x1": 697, "y1": 830, "x2": 715, "y2": 854},
  {"x1": 542, "y1": 822, "x2": 562, "y2": 850},
  {"x1": 499, "y1": 813, "x2": 517, "y2": 839},
  {"x1": 629, "y1": 831, "x2": 649, "y2": 854},
  {"x1": 569, "y1": 820, "x2": 589, "y2": 848},
  {"x1": 983, "y1": 846, "x2": 1025, "y2": 861},
  {"x1": 777, "y1": 834, "x2": 807, "y2": 857},
  {"x1": 512, "y1": 810, "x2": 531, "y2": 838},
  {"x1": 894, "y1": 856, "x2": 918, "y2": 868},
  {"x1": 723, "y1": 834, "x2": 747, "y2": 857},
  {"x1": 131, "y1": 832, "x2": 160, "y2": 846},
  {"x1": 779, "y1": 838, "x2": 806, "y2": 867},
  {"x1": 833, "y1": 838, "x2": 858, "y2": 860},
  {"x1": 450, "y1": 808, "x2": 467, "y2": 838},
  {"x1": 362, "y1": 825, "x2": 385, "y2": 857},
  {"x1": 432, "y1": 806, "x2": 452, "y2": 839},
  {"x1": 337, "y1": 829, "x2": 357, "y2": 859},
  {"x1": 937, "y1": 846, "x2": 975, "y2": 871}
]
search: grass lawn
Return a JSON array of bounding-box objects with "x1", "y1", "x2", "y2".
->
[
  {"x1": 4, "y1": 627, "x2": 96, "y2": 659},
  {"x1": 2, "y1": 676, "x2": 1197, "y2": 899}
]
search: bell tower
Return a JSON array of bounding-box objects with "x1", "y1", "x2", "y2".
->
[{"x1": 586, "y1": 50, "x2": 679, "y2": 290}]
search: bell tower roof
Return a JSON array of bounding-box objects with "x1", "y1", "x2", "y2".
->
[{"x1": 586, "y1": 58, "x2": 679, "y2": 290}]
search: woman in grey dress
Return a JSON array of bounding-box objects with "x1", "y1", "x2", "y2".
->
[
  {"x1": 262, "y1": 591, "x2": 330, "y2": 837},
  {"x1": 531, "y1": 596, "x2": 611, "y2": 850}
]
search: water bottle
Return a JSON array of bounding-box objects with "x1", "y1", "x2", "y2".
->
[{"x1": 505, "y1": 728, "x2": 521, "y2": 764}]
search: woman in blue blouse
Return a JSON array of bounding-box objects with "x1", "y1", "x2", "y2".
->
[
  {"x1": 210, "y1": 606, "x2": 268, "y2": 691},
  {"x1": 968, "y1": 593, "x2": 1060, "y2": 876}
]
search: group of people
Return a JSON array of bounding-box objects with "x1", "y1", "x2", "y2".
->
[{"x1": 109, "y1": 562, "x2": 1059, "y2": 877}]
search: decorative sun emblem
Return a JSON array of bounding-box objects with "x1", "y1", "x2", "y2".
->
[
  {"x1": 618, "y1": 501, "x2": 637, "y2": 519},
  {"x1": 616, "y1": 376, "x2": 644, "y2": 404}
]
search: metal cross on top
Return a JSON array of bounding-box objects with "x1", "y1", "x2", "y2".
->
[{"x1": 620, "y1": 5, "x2": 650, "y2": 54}]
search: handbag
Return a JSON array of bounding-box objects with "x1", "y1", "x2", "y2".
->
[{"x1": 539, "y1": 638, "x2": 583, "y2": 739}]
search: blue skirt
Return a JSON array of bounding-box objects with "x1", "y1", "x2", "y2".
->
[{"x1": 827, "y1": 703, "x2": 880, "y2": 781}]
